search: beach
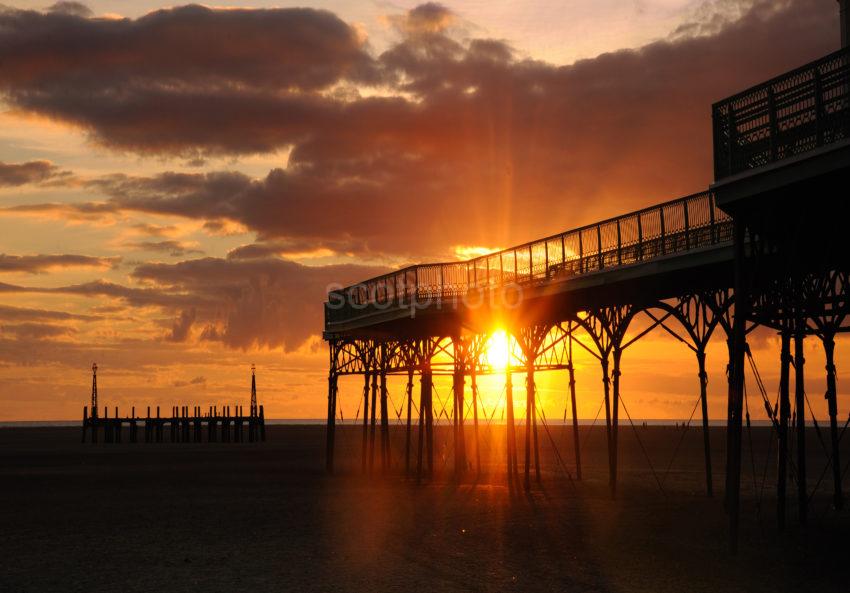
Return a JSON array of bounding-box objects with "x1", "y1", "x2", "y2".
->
[{"x1": 1, "y1": 424, "x2": 847, "y2": 592}]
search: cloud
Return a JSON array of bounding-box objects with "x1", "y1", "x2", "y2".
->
[
  {"x1": 1, "y1": 4, "x2": 373, "y2": 90},
  {"x1": 0, "y1": 304, "x2": 97, "y2": 322},
  {"x1": 88, "y1": 304, "x2": 125, "y2": 314},
  {"x1": 173, "y1": 375, "x2": 206, "y2": 388},
  {"x1": 1, "y1": 322, "x2": 75, "y2": 340},
  {"x1": 131, "y1": 257, "x2": 390, "y2": 350},
  {"x1": 168, "y1": 308, "x2": 195, "y2": 342},
  {"x1": 54, "y1": 279, "x2": 207, "y2": 309},
  {"x1": 388, "y1": 2, "x2": 455, "y2": 35},
  {"x1": 669, "y1": 0, "x2": 766, "y2": 40},
  {"x1": 0, "y1": 257, "x2": 389, "y2": 352},
  {"x1": 226, "y1": 240, "x2": 340, "y2": 260},
  {"x1": 0, "y1": 253, "x2": 120, "y2": 274},
  {"x1": 0, "y1": 1, "x2": 837, "y2": 260},
  {"x1": 124, "y1": 240, "x2": 204, "y2": 257},
  {"x1": 0, "y1": 278, "x2": 209, "y2": 309},
  {"x1": 130, "y1": 223, "x2": 179, "y2": 238},
  {"x1": 0, "y1": 160, "x2": 67, "y2": 187},
  {"x1": 47, "y1": 2, "x2": 92, "y2": 18},
  {"x1": 0, "y1": 4, "x2": 375, "y2": 155}
]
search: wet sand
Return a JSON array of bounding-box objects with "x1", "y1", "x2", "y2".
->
[{"x1": 0, "y1": 424, "x2": 847, "y2": 592}]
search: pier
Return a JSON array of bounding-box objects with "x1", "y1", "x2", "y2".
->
[
  {"x1": 81, "y1": 363, "x2": 266, "y2": 444},
  {"x1": 323, "y1": 44, "x2": 850, "y2": 553}
]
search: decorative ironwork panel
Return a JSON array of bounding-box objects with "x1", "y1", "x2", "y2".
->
[
  {"x1": 713, "y1": 48, "x2": 849, "y2": 179},
  {"x1": 326, "y1": 192, "x2": 733, "y2": 326}
]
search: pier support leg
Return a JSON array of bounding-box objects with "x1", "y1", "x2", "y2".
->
[
  {"x1": 727, "y1": 218, "x2": 749, "y2": 553},
  {"x1": 601, "y1": 354, "x2": 614, "y2": 496},
  {"x1": 724, "y1": 338, "x2": 734, "y2": 509},
  {"x1": 209, "y1": 407, "x2": 216, "y2": 443},
  {"x1": 362, "y1": 372, "x2": 369, "y2": 473},
  {"x1": 259, "y1": 405, "x2": 265, "y2": 441},
  {"x1": 697, "y1": 349, "x2": 712, "y2": 497},
  {"x1": 823, "y1": 332, "x2": 843, "y2": 510},
  {"x1": 611, "y1": 347, "x2": 622, "y2": 497},
  {"x1": 472, "y1": 366, "x2": 481, "y2": 476},
  {"x1": 523, "y1": 364, "x2": 532, "y2": 490},
  {"x1": 453, "y1": 366, "x2": 466, "y2": 477},
  {"x1": 506, "y1": 369, "x2": 518, "y2": 484},
  {"x1": 370, "y1": 372, "x2": 378, "y2": 473},
  {"x1": 405, "y1": 369, "x2": 414, "y2": 477},
  {"x1": 326, "y1": 372, "x2": 338, "y2": 473},
  {"x1": 417, "y1": 364, "x2": 434, "y2": 481},
  {"x1": 424, "y1": 367, "x2": 434, "y2": 478},
  {"x1": 380, "y1": 369, "x2": 389, "y2": 471},
  {"x1": 794, "y1": 329, "x2": 808, "y2": 524},
  {"x1": 778, "y1": 331, "x2": 791, "y2": 531},
  {"x1": 417, "y1": 368, "x2": 426, "y2": 481},
  {"x1": 569, "y1": 360, "x2": 581, "y2": 480},
  {"x1": 524, "y1": 362, "x2": 540, "y2": 490}
]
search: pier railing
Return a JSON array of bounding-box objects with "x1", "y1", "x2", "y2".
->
[
  {"x1": 326, "y1": 191, "x2": 732, "y2": 324},
  {"x1": 713, "y1": 47, "x2": 850, "y2": 179}
]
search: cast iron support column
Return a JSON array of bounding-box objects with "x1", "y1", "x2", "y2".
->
[
  {"x1": 326, "y1": 370, "x2": 338, "y2": 473},
  {"x1": 453, "y1": 363, "x2": 466, "y2": 476},
  {"x1": 405, "y1": 368, "x2": 414, "y2": 477},
  {"x1": 778, "y1": 331, "x2": 792, "y2": 530},
  {"x1": 506, "y1": 368, "x2": 518, "y2": 483},
  {"x1": 601, "y1": 353, "x2": 614, "y2": 496},
  {"x1": 724, "y1": 337, "x2": 734, "y2": 509},
  {"x1": 424, "y1": 366, "x2": 434, "y2": 478},
  {"x1": 361, "y1": 371, "x2": 370, "y2": 473},
  {"x1": 472, "y1": 364, "x2": 481, "y2": 476},
  {"x1": 794, "y1": 329, "x2": 808, "y2": 524},
  {"x1": 611, "y1": 346, "x2": 623, "y2": 498},
  {"x1": 697, "y1": 348, "x2": 712, "y2": 496},
  {"x1": 823, "y1": 332, "x2": 843, "y2": 510},
  {"x1": 369, "y1": 371, "x2": 378, "y2": 473},
  {"x1": 727, "y1": 218, "x2": 748, "y2": 553},
  {"x1": 380, "y1": 366, "x2": 389, "y2": 471},
  {"x1": 524, "y1": 361, "x2": 540, "y2": 490},
  {"x1": 417, "y1": 365, "x2": 426, "y2": 481},
  {"x1": 568, "y1": 358, "x2": 581, "y2": 480}
]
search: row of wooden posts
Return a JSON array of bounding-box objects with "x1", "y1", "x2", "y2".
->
[{"x1": 81, "y1": 405, "x2": 266, "y2": 444}]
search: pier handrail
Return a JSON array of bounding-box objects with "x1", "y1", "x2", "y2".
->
[
  {"x1": 713, "y1": 47, "x2": 850, "y2": 179},
  {"x1": 326, "y1": 191, "x2": 733, "y2": 323}
]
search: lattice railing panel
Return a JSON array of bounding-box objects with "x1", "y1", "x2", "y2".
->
[
  {"x1": 326, "y1": 191, "x2": 734, "y2": 325},
  {"x1": 713, "y1": 48, "x2": 850, "y2": 179}
]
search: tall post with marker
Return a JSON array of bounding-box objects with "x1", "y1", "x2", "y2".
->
[
  {"x1": 90, "y1": 363, "x2": 99, "y2": 444},
  {"x1": 250, "y1": 363, "x2": 258, "y2": 442}
]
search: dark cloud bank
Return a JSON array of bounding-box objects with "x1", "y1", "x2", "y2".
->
[
  {"x1": 0, "y1": 253, "x2": 119, "y2": 274},
  {"x1": 0, "y1": 260, "x2": 388, "y2": 352},
  {"x1": 0, "y1": 160, "x2": 67, "y2": 186},
  {"x1": 0, "y1": 1, "x2": 841, "y2": 354},
  {"x1": 0, "y1": 1, "x2": 839, "y2": 256}
]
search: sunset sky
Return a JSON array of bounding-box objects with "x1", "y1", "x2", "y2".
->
[{"x1": 0, "y1": 0, "x2": 846, "y2": 421}]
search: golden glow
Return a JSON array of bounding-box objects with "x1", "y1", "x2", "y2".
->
[
  {"x1": 452, "y1": 245, "x2": 501, "y2": 260},
  {"x1": 485, "y1": 330, "x2": 511, "y2": 371}
]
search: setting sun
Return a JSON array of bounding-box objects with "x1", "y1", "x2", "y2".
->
[{"x1": 485, "y1": 330, "x2": 512, "y2": 371}]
